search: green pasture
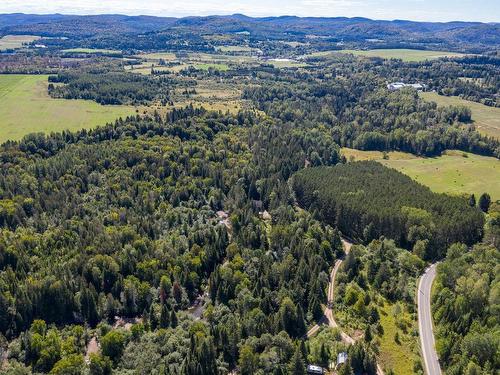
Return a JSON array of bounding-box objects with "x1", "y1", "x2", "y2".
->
[{"x1": 0, "y1": 75, "x2": 135, "y2": 143}]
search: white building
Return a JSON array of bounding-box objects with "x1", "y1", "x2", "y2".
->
[
  {"x1": 387, "y1": 82, "x2": 426, "y2": 91},
  {"x1": 337, "y1": 352, "x2": 348, "y2": 365}
]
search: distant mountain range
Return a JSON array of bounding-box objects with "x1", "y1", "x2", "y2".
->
[{"x1": 1, "y1": 13, "x2": 498, "y2": 51}]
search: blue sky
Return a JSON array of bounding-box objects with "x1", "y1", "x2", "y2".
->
[{"x1": 0, "y1": 0, "x2": 499, "y2": 22}]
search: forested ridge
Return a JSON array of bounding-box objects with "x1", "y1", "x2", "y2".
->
[
  {"x1": 2, "y1": 14, "x2": 499, "y2": 53},
  {"x1": 293, "y1": 162, "x2": 485, "y2": 259}
]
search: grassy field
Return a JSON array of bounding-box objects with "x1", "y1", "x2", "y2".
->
[
  {"x1": 215, "y1": 45, "x2": 256, "y2": 52},
  {"x1": 268, "y1": 59, "x2": 308, "y2": 68},
  {"x1": 310, "y1": 49, "x2": 464, "y2": 62},
  {"x1": 61, "y1": 48, "x2": 122, "y2": 55},
  {"x1": 377, "y1": 301, "x2": 419, "y2": 375},
  {"x1": 193, "y1": 63, "x2": 230, "y2": 71},
  {"x1": 127, "y1": 51, "x2": 258, "y2": 76},
  {"x1": 342, "y1": 148, "x2": 500, "y2": 200},
  {"x1": 0, "y1": 35, "x2": 40, "y2": 51},
  {"x1": 421, "y1": 92, "x2": 500, "y2": 139},
  {"x1": 0, "y1": 75, "x2": 135, "y2": 143},
  {"x1": 134, "y1": 52, "x2": 177, "y2": 61}
]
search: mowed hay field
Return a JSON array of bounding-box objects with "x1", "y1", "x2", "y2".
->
[
  {"x1": 421, "y1": 92, "x2": 500, "y2": 139},
  {"x1": 61, "y1": 48, "x2": 122, "y2": 55},
  {"x1": 0, "y1": 35, "x2": 40, "y2": 51},
  {"x1": 311, "y1": 49, "x2": 464, "y2": 62},
  {"x1": 342, "y1": 148, "x2": 500, "y2": 200},
  {"x1": 0, "y1": 75, "x2": 136, "y2": 143}
]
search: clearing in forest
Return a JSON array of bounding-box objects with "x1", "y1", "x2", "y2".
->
[
  {"x1": 0, "y1": 35, "x2": 40, "y2": 51},
  {"x1": 342, "y1": 148, "x2": 500, "y2": 201},
  {"x1": 421, "y1": 92, "x2": 500, "y2": 139},
  {"x1": 0, "y1": 74, "x2": 136, "y2": 143},
  {"x1": 378, "y1": 301, "x2": 419, "y2": 375},
  {"x1": 61, "y1": 48, "x2": 122, "y2": 55},
  {"x1": 310, "y1": 48, "x2": 464, "y2": 62}
]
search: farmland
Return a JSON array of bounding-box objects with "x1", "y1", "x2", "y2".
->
[
  {"x1": 420, "y1": 92, "x2": 500, "y2": 139},
  {"x1": 215, "y1": 45, "x2": 257, "y2": 52},
  {"x1": 61, "y1": 48, "x2": 122, "y2": 55},
  {"x1": 0, "y1": 74, "x2": 136, "y2": 143},
  {"x1": 0, "y1": 35, "x2": 40, "y2": 51},
  {"x1": 342, "y1": 148, "x2": 500, "y2": 200},
  {"x1": 310, "y1": 48, "x2": 465, "y2": 61}
]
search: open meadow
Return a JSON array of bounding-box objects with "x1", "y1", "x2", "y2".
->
[
  {"x1": 61, "y1": 48, "x2": 122, "y2": 55},
  {"x1": 0, "y1": 74, "x2": 136, "y2": 143},
  {"x1": 309, "y1": 48, "x2": 465, "y2": 62},
  {"x1": 0, "y1": 35, "x2": 40, "y2": 51},
  {"x1": 342, "y1": 148, "x2": 500, "y2": 200},
  {"x1": 421, "y1": 92, "x2": 500, "y2": 139}
]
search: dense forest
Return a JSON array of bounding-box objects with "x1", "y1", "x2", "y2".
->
[
  {"x1": 0, "y1": 9, "x2": 498, "y2": 375},
  {"x1": 0, "y1": 107, "x2": 374, "y2": 374},
  {"x1": 293, "y1": 162, "x2": 485, "y2": 259},
  {"x1": 48, "y1": 70, "x2": 178, "y2": 105},
  {"x1": 432, "y1": 243, "x2": 499, "y2": 374},
  {"x1": 320, "y1": 55, "x2": 500, "y2": 107},
  {"x1": 243, "y1": 63, "x2": 500, "y2": 158}
]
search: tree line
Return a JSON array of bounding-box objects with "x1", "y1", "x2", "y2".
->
[{"x1": 293, "y1": 162, "x2": 485, "y2": 259}]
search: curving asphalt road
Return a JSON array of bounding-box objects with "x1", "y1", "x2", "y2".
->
[{"x1": 418, "y1": 263, "x2": 442, "y2": 375}]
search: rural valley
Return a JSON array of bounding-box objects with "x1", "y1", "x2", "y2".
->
[{"x1": 0, "y1": 9, "x2": 499, "y2": 375}]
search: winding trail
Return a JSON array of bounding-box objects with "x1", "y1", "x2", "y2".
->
[
  {"x1": 307, "y1": 238, "x2": 383, "y2": 375},
  {"x1": 418, "y1": 264, "x2": 442, "y2": 375}
]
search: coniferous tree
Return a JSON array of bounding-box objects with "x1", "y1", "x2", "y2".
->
[
  {"x1": 159, "y1": 304, "x2": 170, "y2": 329},
  {"x1": 468, "y1": 194, "x2": 476, "y2": 207},
  {"x1": 288, "y1": 346, "x2": 306, "y2": 375},
  {"x1": 479, "y1": 193, "x2": 491, "y2": 213}
]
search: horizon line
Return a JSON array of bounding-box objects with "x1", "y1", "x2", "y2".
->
[{"x1": 0, "y1": 12, "x2": 497, "y2": 25}]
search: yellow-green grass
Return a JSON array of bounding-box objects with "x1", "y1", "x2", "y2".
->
[
  {"x1": 282, "y1": 41, "x2": 309, "y2": 48},
  {"x1": 421, "y1": 92, "x2": 500, "y2": 139},
  {"x1": 61, "y1": 48, "x2": 122, "y2": 55},
  {"x1": 134, "y1": 52, "x2": 177, "y2": 61},
  {"x1": 0, "y1": 75, "x2": 136, "y2": 143},
  {"x1": 215, "y1": 45, "x2": 255, "y2": 52},
  {"x1": 0, "y1": 35, "x2": 40, "y2": 51},
  {"x1": 342, "y1": 148, "x2": 500, "y2": 200},
  {"x1": 342, "y1": 148, "x2": 418, "y2": 162},
  {"x1": 267, "y1": 59, "x2": 308, "y2": 68},
  {"x1": 193, "y1": 63, "x2": 230, "y2": 71},
  {"x1": 126, "y1": 64, "x2": 175, "y2": 75},
  {"x1": 190, "y1": 52, "x2": 257, "y2": 64},
  {"x1": 377, "y1": 301, "x2": 418, "y2": 375},
  {"x1": 310, "y1": 49, "x2": 465, "y2": 62}
]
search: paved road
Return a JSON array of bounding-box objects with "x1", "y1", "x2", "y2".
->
[{"x1": 418, "y1": 264, "x2": 442, "y2": 375}]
